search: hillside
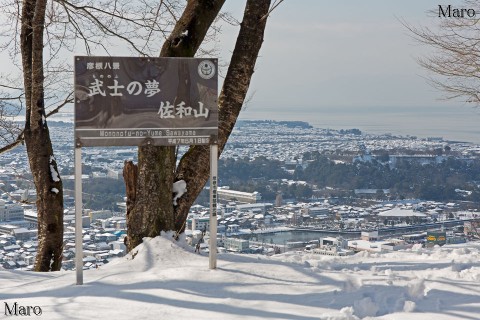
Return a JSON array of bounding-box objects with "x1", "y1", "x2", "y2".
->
[{"x1": 1, "y1": 233, "x2": 480, "y2": 319}]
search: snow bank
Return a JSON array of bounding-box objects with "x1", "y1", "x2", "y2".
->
[{"x1": 1, "y1": 235, "x2": 480, "y2": 319}]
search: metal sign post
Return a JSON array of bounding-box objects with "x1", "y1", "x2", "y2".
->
[
  {"x1": 209, "y1": 144, "x2": 218, "y2": 269},
  {"x1": 74, "y1": 146, "x2": 83, "y2": 285}
]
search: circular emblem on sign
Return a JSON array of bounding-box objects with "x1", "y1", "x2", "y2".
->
[{"x1": 198, "y1": 60, "x2": 216, "y2": 80}]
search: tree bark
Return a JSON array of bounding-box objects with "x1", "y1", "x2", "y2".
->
[
  {"x1": 125, "y1": 0, "x2": 271, "y2": 249},
  {"x1": 125, "y1": 0, "x2": 225, "y2": 252},
  {"x1": 21, "y1": 0, "x2": 64, "y2": 271},
  {"x1": 174, "y1": 0, "x2": 271, "y2": 231}
]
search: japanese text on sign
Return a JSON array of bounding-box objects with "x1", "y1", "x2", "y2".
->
[
  {"x1": 88, "y1": 78, "x2": 161, "y2": 98},
  {"x1": 158, "y1": 101, "x2": 209, "y2": 119},
  {"x1": 75, "y1": 56, "x2": 218, "y2": 147},
  {"x1": 212, "y1": 176, "x2": 217, "y2": 217}
]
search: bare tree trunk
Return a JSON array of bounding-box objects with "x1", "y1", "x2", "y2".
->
[
  {"x1": 174, "y1": 0, "x2": 271, "y2": 232},
  {"x1": 21, "y1": 0, "x2": 64, "y2": 271},
  {"x1": 125, "y1": 0, "x2": 271, "y2": 250},
  {"x1": 125, "y1": 0, "x2": 225, "y2": 252},
  {"x1": 124, "y1": 145, "x2": 176, "y2": 250}
]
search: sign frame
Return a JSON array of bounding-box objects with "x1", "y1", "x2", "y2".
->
[{"x1": 74, "y1": 56, "x2": 218, "y2": 147}]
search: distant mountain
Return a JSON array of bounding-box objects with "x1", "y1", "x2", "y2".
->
[{"x1": 237, "y1": 119, "x2": 313, "y2": 129}]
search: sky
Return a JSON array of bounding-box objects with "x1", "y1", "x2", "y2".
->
[
  {"x1": 2, "y1": 232, "x2": 480, "y2": 319},
  {"x1": 219, "y1": 0, "x2": 456, "y2": 109},
  {"x1": 217, "y1": 0, "x2": 480, "y2": 143},
  {"x1": 2, "y1": 0, "x2": 479, "y2": 142},
  {"x1": 2, "y1": 0, "x2": 456, "y2": 110}
]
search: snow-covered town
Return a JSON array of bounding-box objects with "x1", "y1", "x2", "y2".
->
[
  {"x1": 4, "y1": 1, "x2": 480, "y2": 318},
  {"x1": 2, "y1": 120, "x2": 480, "y2": 271}
]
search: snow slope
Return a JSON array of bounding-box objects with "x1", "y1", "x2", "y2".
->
[{"x1": 1, "y1": 234, "x2": 480, "y2": 320}]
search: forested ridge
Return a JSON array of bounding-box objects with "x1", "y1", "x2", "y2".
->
[{"x1": 219, "y1": 152, "x2": 480, "y2": 202}]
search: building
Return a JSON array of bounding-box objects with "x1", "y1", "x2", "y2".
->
[
  {"x1": 313, "y1": 237, "x2": 354, "y2": 256},
  {"x1": 301, "y1": 206, "x2": 330, "y2": 217},
  {"x1": 187, "y1": 216, "x2": 210, "y2": 231},
  {"x1": 221, "y1": 204, "x2": 236, "y2": 217},
  {"x1": 380, "y1": 239, "x2": 412, "y2": 251},
  {"x1": 107, "y1": 169, "x2": 122, "y2": 179},
  {"x1": 217, "y1": 187, "x2": 261, "y2": 204},
  {"x1": 464, "y1": 221, "x2": 480, "y2": 237},
  {"x1": 88, "y1": 210, "x2": 113, "y2": 223},
  {"x1": 361, "y1": 231, "x2": 379, "y2": 242},
  {"x1": 0, "y1": 200, "x2": 24, "y2": 222},
  {"x1": 12, "y1": 228, "x2": 37, "y2": 241},
  {"x1": 236, "y1": 203, "x2": 272, "y2": 214},
  {"x1": 223, "y1": 238, "x2": 249, "y2": 252},
  {"x1": 226, "y1": 224, "x2": 240, "y2": 233},
  {"x1": 354, "y1": 189, "x2": 391, "y2": 196},
  {"x1": 23, "y1": 210, "x2": 38, "y2": 228},
  {"x1": 0, "y1": 224, "x2": 30, "y2": 237},
  {"x1": 9, "y1": 189, "x2": 36, "y2": 202}
]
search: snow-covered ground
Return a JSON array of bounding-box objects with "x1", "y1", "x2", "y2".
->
[{"x1": 2, "y1": 234, "x2": 480, "y2": 320}]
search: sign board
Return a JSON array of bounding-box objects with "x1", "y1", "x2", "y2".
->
[
  {"x1": 426, "y1": 231, "x2": 447, "y2": 246},
  {"x1": 74, "y1": 56, "x2": 218, "y2": 146},
  {"x1": 73, "y1": 56, "x2": 220, "y2": 285}
]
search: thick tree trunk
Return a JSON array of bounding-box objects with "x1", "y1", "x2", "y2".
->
[
  {"x1": 25, "y1": 128, "x2": 64, "y2": 272},
  {"x1": 125, "y1": 0, "x2": 225, "y2": 252},
  {"x1": 124, "y1": 145, "x2": 176, "y2": 251},
  {"x1": 174, "y1": 0, "x2": 271, "y2": 232},
  {"x1": 21, "y1": 0, "x2": 64, "y2": 271}
]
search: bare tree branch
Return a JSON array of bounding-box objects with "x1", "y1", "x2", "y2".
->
[
  {"x1": 0, "y1": 0, "x2": 186, "y2": 156},
  {"x1": 0, "y1": 84, "x2": 23, "y2": 90},
  {"x1": 0, "y1": 131, "x2": 24, "y2": 154},
  {"x1": 402, "y1": 1, "x2": 480, "y2": 106},
  {"x1": 0, "y1": 92, "x2": 73, "y2": 155},
  {"x1": 261, "y1": 0, "x2": 284, "y2": 21}
]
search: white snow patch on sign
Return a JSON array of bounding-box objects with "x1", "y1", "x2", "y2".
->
[{"x1": 173, "y1": 180, "x2": 187, "y2": 206}]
